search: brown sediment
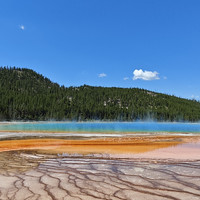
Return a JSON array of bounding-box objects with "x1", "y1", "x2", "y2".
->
[
  {"x1": 0, "y1": 150, "x2": 200, "y2": 200},
  {"x1": 0, "y1": 135, "x2": 200, "y2": 199}
]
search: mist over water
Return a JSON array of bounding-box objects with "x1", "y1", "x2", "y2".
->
[{"x1": 0, "y1": 121, "x2": 200, "y2": 134}]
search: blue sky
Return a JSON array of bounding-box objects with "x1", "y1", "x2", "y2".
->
[{"x1": 0, "y1": 0, "x2": 200, "y2": 100}]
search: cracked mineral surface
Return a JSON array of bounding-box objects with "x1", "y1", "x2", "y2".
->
[{"x1": 0, "y1": 135, "x2": 200, "y2": 200}]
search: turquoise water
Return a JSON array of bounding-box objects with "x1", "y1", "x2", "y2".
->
[{"x1": 0, "y1": 122, "x2": 200, "y2": 133}]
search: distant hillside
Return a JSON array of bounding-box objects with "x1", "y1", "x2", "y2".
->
[{"x1": 0, "y1": 66, "x2": 200, "y2": 122}]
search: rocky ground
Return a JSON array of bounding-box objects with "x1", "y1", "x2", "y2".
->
[{"x1": 0, "y1": 150, "x2": 200, "y2": 200}]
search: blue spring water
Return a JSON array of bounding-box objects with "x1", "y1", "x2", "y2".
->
[{"x1": 0, "y1": 122, "x2": 200, "y2": 133}]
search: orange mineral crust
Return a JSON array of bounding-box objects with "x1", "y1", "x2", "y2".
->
[{"x1": 0, "y1": 135, "x2": 199, "y2": 156}]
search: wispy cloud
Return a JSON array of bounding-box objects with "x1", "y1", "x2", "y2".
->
[
  {"x1": 123, "y1": 77, "x2": 129, "y2": 80},
  {"x1": 191, "y1": 95, "x2": 199, "y2": 100},
  {"x1": 133, "y1": 69, "x2": 160, "y2": 81},
  {"x1": 19, "y1": 25, "x2": 25, "y2": 30},
  {"x1": 163, "y1": 76, "x2": 167, "y2": 80},
  {"x1": 98, "y1": 73, "x2": 107, "y2": 78}
]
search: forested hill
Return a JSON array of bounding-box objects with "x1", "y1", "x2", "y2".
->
[{"x1": 0, "y1": 67, "x2": 200, "y2": 122}]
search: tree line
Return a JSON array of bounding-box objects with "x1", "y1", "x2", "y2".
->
[{"x1": 0, "y1": 66, "x2": 200, "y2": 122}]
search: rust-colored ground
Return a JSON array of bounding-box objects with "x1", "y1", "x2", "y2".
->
[
  {"x1": 0, "y1": 151, "x2": 200, "y2": 200},
  {"x1": 0, "y1": 135, "x2": 200, "y2": 199},
  {"x1": 0, "y1": 135, "x2": 199, "y2": 155}
]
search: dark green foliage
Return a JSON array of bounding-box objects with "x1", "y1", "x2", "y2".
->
[{"x1": 0, "y1": 67, "x2": 200, "y2": 122}]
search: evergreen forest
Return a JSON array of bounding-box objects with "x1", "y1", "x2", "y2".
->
[{"x1": 0, "y1": 67, "x2": 200, "y2": 122}]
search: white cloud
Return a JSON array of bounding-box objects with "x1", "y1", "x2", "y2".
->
[
  {"x1": 19, "y1": 25, "x2": 25, "y2": 30},
  {"x1": 163, "y1": 76, "x2": 167, "y2": 80},
  {"x1": 123, "y1": 77, "x2": 129, "y2": 80},
  {"x1": 133, "y1": 69, "x2": 160, "y2": 81},
  {"x1": 98, "y1": 73, "x2": 107, "y2": 78}
]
